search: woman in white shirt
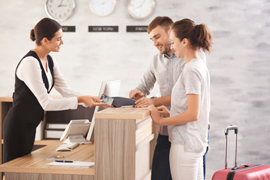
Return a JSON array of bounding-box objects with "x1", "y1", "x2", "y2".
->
[
  {"x1": 148, "y1": 18, "x2": 212, "y2": 180},
  {"x1": 3, "y1": 18, "x2": 107, "y2": 163}
]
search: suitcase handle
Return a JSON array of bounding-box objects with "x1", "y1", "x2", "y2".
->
[
  {"x1": 224, "y1": 125, "x2": 238, "y2": 135},
  {"x1": 231, "y1": 164, "x2": 250, "y2": 170},
  {"x1": 225, "y1": 125, "x2": 238, "y2": 169}
]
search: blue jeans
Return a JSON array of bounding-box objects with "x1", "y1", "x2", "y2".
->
[
  {"x1": 203, "y1": 146, "x2": 209, "y2": 179},
  {"x1": 151, "y1": 134, "x2": 208, "y2": 180}
]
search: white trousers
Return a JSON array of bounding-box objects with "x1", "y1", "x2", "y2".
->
[{"x1": 170, "y1": 143, "x2": 205, "y2": 180}]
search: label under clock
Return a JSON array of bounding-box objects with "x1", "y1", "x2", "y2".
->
[
  {"x1": 126, "y1": 26, "x2": 148, "y2": 32},
  {"x1": 62, "y1": 26, "x2": 76, "y2": 32},
  {"x1": 88, "y1": 26, "x2": 118, "y2": 32}
]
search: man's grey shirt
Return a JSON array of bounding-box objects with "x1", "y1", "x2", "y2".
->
[{"x1": 136, "y1": 52, "x2": 185, "y2": 135}]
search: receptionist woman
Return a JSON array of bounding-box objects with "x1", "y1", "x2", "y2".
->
[{"x1": 3, "y1": 17, "x2": 108, "y2": 163}]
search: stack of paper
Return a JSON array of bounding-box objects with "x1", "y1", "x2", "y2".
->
[{"x1": 46, "y1": 161, "x2": 94, "y2": 168}]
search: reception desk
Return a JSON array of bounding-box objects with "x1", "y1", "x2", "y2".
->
[{"x1": 0, "y1": 105, "x2": 157, "y2": 180}]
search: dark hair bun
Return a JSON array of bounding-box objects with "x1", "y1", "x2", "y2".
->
[
  {"x1": 31, "y1": 18, "x2": 61, "y2": 45},
  {"x1": 30, "y1": 29, "x2": 35, "y2": 41}
]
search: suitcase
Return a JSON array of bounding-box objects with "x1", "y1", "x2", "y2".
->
[{"x1": 212, "y1": 125, "x2": 270, "y2": 180}]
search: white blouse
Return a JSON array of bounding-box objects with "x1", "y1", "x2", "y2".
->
[{"x1": 16, "y1": 55, "x2": 82, "y2": 111}]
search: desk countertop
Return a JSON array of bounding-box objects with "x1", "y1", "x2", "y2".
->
[
  {"x1": 0, "y1": 96, "x2": 12, "y2": 102},
  {"x1": 95, "y1": 107, "x2": 150, "y2": 120},
  {"x1": 0, "y1": 141, "x2": 95, "y2": 176}
]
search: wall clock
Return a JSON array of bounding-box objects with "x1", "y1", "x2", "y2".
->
[
  {"x1": 89, "y1": 0, "x2": 117, "y2": 17},
  {"x1": 128, "y1": 0, "x2": 155, "y2": 20},
  {"x1": 45, "y1": 0, "x2": 75, "y2": 21}
]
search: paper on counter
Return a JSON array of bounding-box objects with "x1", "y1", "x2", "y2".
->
[{"x1": 46, "y1": 161, "x2": 94, "y2": 168}]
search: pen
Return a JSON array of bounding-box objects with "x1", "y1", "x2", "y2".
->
[{"x1": 55, "y1": 160, "x2": 73, "y2": 163}]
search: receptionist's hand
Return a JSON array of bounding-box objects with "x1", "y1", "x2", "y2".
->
[
  {"x1": 78, "y1": 96, "x2": 111, "y2": 108},
  {"x1": 135, "y1": 97, "x2": 154, "y2": 108},
  {"x1": 91, "y1": 96, "x2": 112, "y2": 108},
  {"x1": 147, "y1": 105, "x2": 162, "y2": 125},
  {"x1": 129, "y1": 89, "x2": 144, "y2": 100}
]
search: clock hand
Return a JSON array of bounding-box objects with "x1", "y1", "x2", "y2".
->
[
  {"x1": 58, "y1": 0, "x2": 64, "y2": 7},
  {"x1": 136, "y1": 0, "x2": 146, "y2": 9},
  {"x1": 101, "y1": 0, "x2": 109, "y2": 5}
]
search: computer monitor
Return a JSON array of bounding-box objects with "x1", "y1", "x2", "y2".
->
[
  {"x1": 85, "y1": 80, "x2": 121, "y2": 142},
  {"x1": 60, "y1": 119, "x2": 91, "y2": 144}
]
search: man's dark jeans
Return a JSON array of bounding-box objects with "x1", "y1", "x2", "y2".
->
[
  {"x1": 151, "y1": 134, "x2": 208, "y2": 180},
  {"x1": 151, "y1": 134, "x2": 172, "y2": 180}
]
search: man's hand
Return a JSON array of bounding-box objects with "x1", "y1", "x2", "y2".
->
[
  {"x1": 157, "y1": 105, "x2": 170, "y2": 117},
  {"x1": 147, "y1": 105, "x2": 162, "y2": 125},
  {"x1": 129, "y1": 89, "x2": 144, "y2": 100},
  {"x1": 135, "y1": 97, "x2": 154, "y2": 108}
]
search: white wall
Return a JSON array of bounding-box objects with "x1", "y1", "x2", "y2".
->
[{"x1": 1, "y1": 0, "x2": 270, "y2": 179}]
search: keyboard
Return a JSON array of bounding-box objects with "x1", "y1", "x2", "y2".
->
[{"x1": 56, "y1": 143, "x2": 79, "y2": 151}]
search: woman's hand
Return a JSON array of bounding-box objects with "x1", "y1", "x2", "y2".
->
[
  {"x1": 147, "y1": 105, "x2": 163, "y2": 125},
  {"x1": 157, "y1": 105, "x2": 170, "y2": 117},
  {"x1": 78, "y1": 96, "x2": 111, "y2": 108}
]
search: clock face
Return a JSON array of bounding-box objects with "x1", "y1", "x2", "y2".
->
[
  {"x1": 90, "y1": 0, "x2": 116, "y2": 17},
  {"x1": 45, "y1": 0, "x2": 75, "y2": 21},
  {"x1": 128, "y1": 0, "x2": 155, "y2": 20}
]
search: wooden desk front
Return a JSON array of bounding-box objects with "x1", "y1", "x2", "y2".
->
[{"x1": 95, "y1": 107, "x2": 157, "y2": 180}]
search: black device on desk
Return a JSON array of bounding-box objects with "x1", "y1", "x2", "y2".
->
[{"x1": 101, "y1": 94, "x2": 136, "y2": 107}]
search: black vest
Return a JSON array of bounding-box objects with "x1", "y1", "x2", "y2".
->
[{"x1": 6, "y1": 50, "x2": 55, "y2": 124}]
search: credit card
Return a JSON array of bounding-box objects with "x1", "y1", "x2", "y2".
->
[{"x1": 101, "y1": 94, "x2": 114, "y2": 106}]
